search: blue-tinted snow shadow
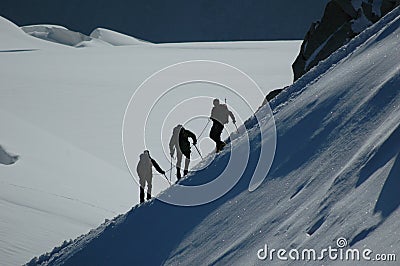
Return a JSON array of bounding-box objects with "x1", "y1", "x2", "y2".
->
[
  {"x1": 353, "y1": 73, "x2": 400, "y2": 220},
  {"x1": 374, "y1": 153, "x2": 400, "y2": 218},
  {"x1": 269, "y1": 90, "x2": 348, "y2": 178},
  {"x1": 349, "y1": 152, "x2": 400, "y2": 245},
  {"x1": 0, "y1": 49, "x2": 37, "y2": 53},
  {"x1": 356, "y1": 72, "x2": 400, "y2": 187},
  {"x1": 62, "y1": 124, "x2": 262, "y2": 266},
  {"x1": 347, "y1": 74, "x2": 400, "y2": 245},
  {"x1": 357, "y1": 125, "x2": 400, "y2": 188},
  {"x1": 374, "y1": 15, "x2": 400, "y2": 43}
]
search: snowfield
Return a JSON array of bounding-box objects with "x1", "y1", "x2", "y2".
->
[
  {"x1": 29, "y1": 6, "x2": 400, "y2": 266},
  {"x1": 0, "y1": 17, "x2": 300, "y2": 265}
]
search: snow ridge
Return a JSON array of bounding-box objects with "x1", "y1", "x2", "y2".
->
[
  {"x1": 29, "y1": 6, "x2": 400, "y2": 266},
  {"x1": 90, "y1": 28, "x2": 149, "y2": 46}
]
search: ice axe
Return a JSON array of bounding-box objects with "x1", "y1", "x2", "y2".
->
[
  {"x1": 163, "y1": 173, "x2": 172, "y2": 185},
  {"x1": 194, "y1": 144, "x2": 203, "y2": 160},
  {"x1": 233, "y1": 121, "x2": 239, "y2": 134},
  {"x1": 169, "y1": 154, "x2": 173, "y2": 181}
]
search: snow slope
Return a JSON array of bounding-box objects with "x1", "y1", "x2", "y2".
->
[
  {"x1": 32, "y1": 7, "x2": 400, "y2": 266},
  {"x1": 0, "y1": 16, "x2": 300, "y2": 265}
]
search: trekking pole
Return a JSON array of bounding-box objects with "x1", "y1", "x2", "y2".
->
[
  {"x1": 233, "y1": 122, "x2": 239, "y2": 133},
  {"x1": 163, "y1": 173, "x2": 172, "y2": 185},
  {"x1": 169, "y1": 155, "x2": 173, "y2": 181},
  {"x1": 194, "y1": 144, "x2": 204, "y2": 160},
  {"x1": 197, "y1": 119, "x2": 210, "y2": 139}
]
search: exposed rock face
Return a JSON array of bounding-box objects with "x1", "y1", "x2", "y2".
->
[
  {"x1": 293, "y1": 0, "x2": 400, "y2": 81},
  {"x1": 261, "y1": 88, "x2": 285, "y2": 106},
  {"x1": 0, "y1": 145, "x2": 18, "y2": 165}
]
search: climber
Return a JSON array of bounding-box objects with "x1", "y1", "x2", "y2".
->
[
  {"x1": 136, "y1": 150, "x2": 165, "y2": 203},
  {"x1": 209, "y1": 98, "x2": 236, "y2": 152},
  {"x1": 169, "y1": 124, "x2": 197, "y2": 180}
]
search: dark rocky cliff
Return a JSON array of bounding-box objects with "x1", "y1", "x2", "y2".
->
[{"x1": 293, "y1": 0, "x2": 400, "y2": 80}]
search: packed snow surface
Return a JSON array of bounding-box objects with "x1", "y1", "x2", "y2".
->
[
  {"x1": 31, "y1": 7, "x2": 400, "y2": 266},
  {"x1": 0, "y1": 16, "x2": 300, "y2": 265}
]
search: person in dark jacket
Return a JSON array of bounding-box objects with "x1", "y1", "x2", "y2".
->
[
  {"x1": 169, "y1": 124, "x2": 197, "y2": 180},
  {"x1": 136, "y1": 150, "x2": 165, "y2": 203},
  {"x1": 209, "y1": 99, "x2": 236, "y2": 152}
]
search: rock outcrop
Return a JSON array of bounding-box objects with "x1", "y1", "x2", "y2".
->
[
  {"x1": 0, "y1": 145, "x2": 18, "y2": 165},
  {"x1": 293, "y1": 0, "x2": 400, "y2": 80}
]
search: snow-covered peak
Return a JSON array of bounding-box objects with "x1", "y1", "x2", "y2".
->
[
  {"x1": 21, "y1": 25, "x2": 111, "y2": 48},
  {"x1": 0, "y1": 16, "x2": 27, "y2": 35},
  {"x1": 0, "y1": 16, "x2": 62, "y2": 50},
  {"x1": 90, "y1": 28, "x2": 150, "y2": 46},
  {"x1": 20, "y1": 24, "x2": 149, "y2": 47}
]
